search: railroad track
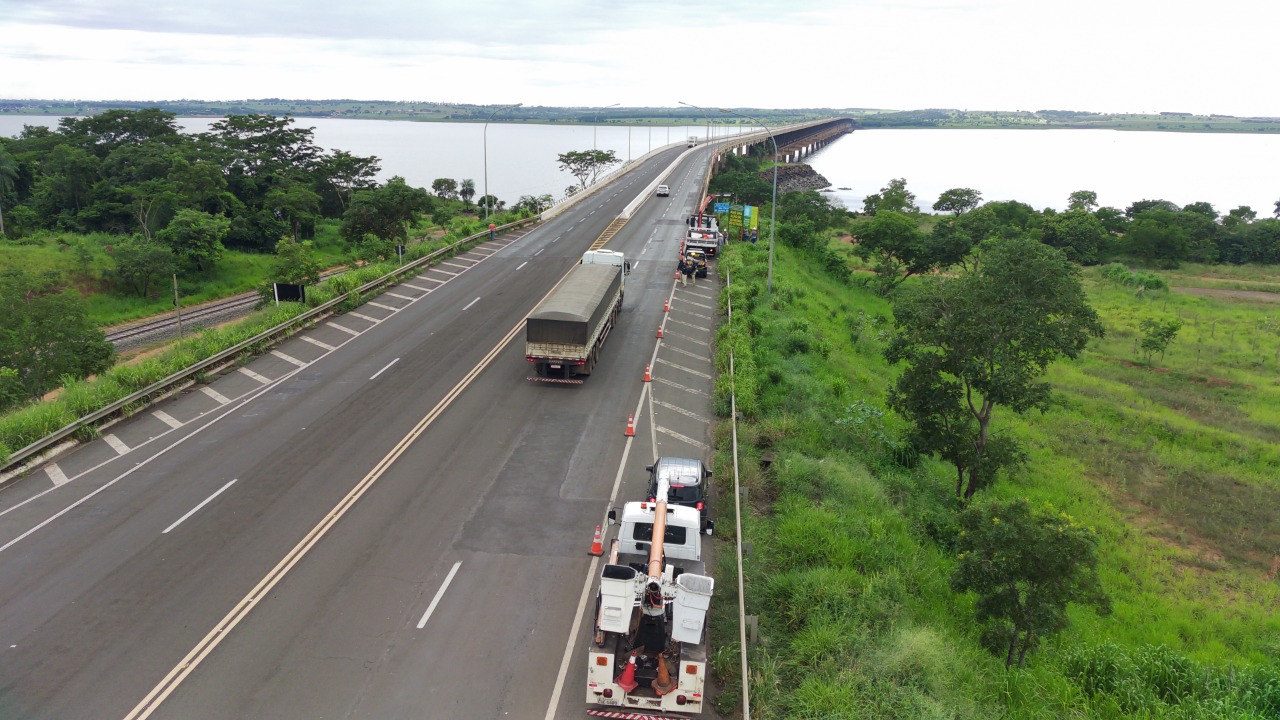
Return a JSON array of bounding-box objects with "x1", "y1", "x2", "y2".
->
[{"x1": 105, "y1": 269, "x2": 348, "y2": 347}]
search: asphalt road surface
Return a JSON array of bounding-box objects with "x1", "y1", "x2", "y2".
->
[{"x1": 0, "y1": 144, "x2": 725, "y2": 720}]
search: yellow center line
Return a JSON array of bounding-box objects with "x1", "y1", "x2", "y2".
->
[{"x1": 126, "y1": 319, "x2": 526, "y2": 719}]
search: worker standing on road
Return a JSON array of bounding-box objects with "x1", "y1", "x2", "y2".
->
[
  {"x1": 677, "y1": 258, "x2": 689, "y2": 287},
  {"x1": 682, "y1": 257, "x2": 695, "y2": 286}
]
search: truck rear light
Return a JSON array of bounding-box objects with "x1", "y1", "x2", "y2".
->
[
  {"x1": 696, "y1": 501, "x2": 704, "y2": 511},
  {"x1": 595, "y1": 657, "x2": 609, "y2": 666},
  {"x1": 602, "y1": 688, "x2": 613, "y2": 699},
  {"x1": 685, "y1": 665, "x2": 698, "y2": 674},
  {"x1": 676, "y1": 695, "x2": 687, "y2": 705}
]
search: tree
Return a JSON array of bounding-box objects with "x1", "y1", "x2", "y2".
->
[
  {"x1": 109, "y1": 236, "x2": 176, "y2": 298},
  {"x1": 557, "y1": 149, "x2": 620, "y2": 191},
  {"x1": 1066, "y1": 190, "x2": 1098, "y2": 212},
  {"x1": 951, "y1": 498, "x2": 1109, "y2": 669},
  {"x1": 459, "y1": 179, "x2": 476, "y2": 206},
  {"x1": 1125, "y1": 199, "x2": 1179, "y2": 219},
  {"x1": 512, "y1": 194, "x2": 554, "y2": 213},
  {"x1": 340, "y1": 177, "x2": 432, "y2": 246},
  {"x1": 934, "y1": 187, "x2": 982, "y2": 215},
  {"x1": 1094, "y1": 206, "x2": 1128, "y2": 235},
  {"x1": 317, "y1": 150, "x2": 380, "y2": 212},
  {"x1": 158, "y1": 209, "x2": 229, "y2": 272},
  {"x1": 1274, "y1": 198, "x2": 1280, "y2": 219},
  {"x1": 432, "y1": 178, "x2": 459, "y2": 200},
  {"x1": 885, "y1": 237, "x2": 1103, "y2": 500},
  {"x1": 269, "y1": 238, "x2": 322, "y2": 287},
  {"x1": 475, "y1": 194, "x2": 504, "y2": 215},
  {"x1": 780, "y1": 190, "x2": 840, "y2": 231},
  {"x1": 1138, "y1": 317, "x2": 1182, "y2": 364},
  {"x1": 1222, "y1": 205, "x2": 1257, "y2": 229},
  {"x1": 1039, "y1": 209, "x2": 1107, "y2": 264},
  {"x1": 0, "y1": 268, "x2": 115, "y2": 407},
  {"x1": 0, "y1": 144, "x2": 18, "y2": 236},
  {"x1": 863, "y1": 178, "x2": 918, "y2": 215},
  {"x1": 1182, "y1": 201, "x2": 1218, "y2": 220},
  {"x1": 265, "y1": 182, "x2": 321, "y2": 242},
  {"x1": 1125, "y1": 216, "x2": 1189, "y2": 263},
  {"x1": 852, "y1": 211, "x2": 927, "y2": 294}
]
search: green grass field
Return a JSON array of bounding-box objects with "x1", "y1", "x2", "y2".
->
[{"x1": 709, "y1": 241, "x2": 1280, "y2": 718}]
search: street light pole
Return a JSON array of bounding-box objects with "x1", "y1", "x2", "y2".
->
[
  {"x1": 680, "y1": 102, "x2": 779, "y2": 292},
  {"x1": 594, "y1": 102, "x2": 620, "y2": 152},
  {"x1": 483, "y1": 102, "x2": 522, "y2": 220}
]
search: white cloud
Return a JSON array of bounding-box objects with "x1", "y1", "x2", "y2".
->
[{"x1": 0, "y1": 0, "x2": 1277, "y2": 115}]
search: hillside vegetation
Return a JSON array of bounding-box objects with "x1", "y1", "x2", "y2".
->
[{"x1": 707, "y1": 207, "x2": 1280, "y2": 717}]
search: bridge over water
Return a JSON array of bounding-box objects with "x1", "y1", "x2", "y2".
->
[{"x1": 721, "y1": 117, "x2": 855, "y2": 163}]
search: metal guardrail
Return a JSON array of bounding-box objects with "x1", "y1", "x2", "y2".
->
[
  {"x1": 2, "y1": 217, "x2": 539, "y2": 474},
  {"x1": 725, "y1": 271, "x2": 751, "y2": 719}
]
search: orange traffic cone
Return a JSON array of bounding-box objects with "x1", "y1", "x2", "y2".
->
[
  {"x1": 657, "y1": 326, "x2": 664, "y2": 339},
  {"x1": 614, "y1": 653, "x2": 639, "y2": 693},
  {"x1": 652, "y1": 653, "x2": 677, "y2": 695},
  {"x1": 589, "y1": 525, "x2": 604, "y2": 556},
  {"x1": 643, "y1": 364, "x2": 651, "y2": 382},
  {"x1": 625, "y1": 414, "x2": 636, "y2": 436},
  {"x1": 663, "y1": 300, "x2": 670, "y2": 312}
]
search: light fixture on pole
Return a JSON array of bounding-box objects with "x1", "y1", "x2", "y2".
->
[
  {"x1": 483, "y1": 102, "x2": 522, "y2": 220},
  {"x1": 681, "y1": 101, "x2": 778, "y2": 292},
  {"x1": 594, "y1": 103, "x2": 620, "y2": 152}
]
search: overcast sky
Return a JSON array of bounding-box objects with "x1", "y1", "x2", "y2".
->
[{"x1": 1, "y1": 0, "x2": 1276, "y2": 117}]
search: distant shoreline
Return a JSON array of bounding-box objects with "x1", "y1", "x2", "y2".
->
[{"x1": 2, "y1": 101, "x2": 1277, "y2": 135}]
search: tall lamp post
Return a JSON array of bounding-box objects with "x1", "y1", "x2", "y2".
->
[
  {"x1": 680, "y1": 102, "x2": 779, "y2": 292},
  {"x1": 484, "y1": 102, "x2": 522, "y2": 220},
  {"x1": 594, "y1": 103, "x2": 620, "y2": 152}
]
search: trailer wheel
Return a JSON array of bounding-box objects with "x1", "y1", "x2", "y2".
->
[{"x1": 534, "y1": 363, "x2": 547, "y2": 377}]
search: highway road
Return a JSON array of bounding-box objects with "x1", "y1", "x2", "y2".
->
[{"x1": 0, "y1": 144, "x2": 724, "y2": 719}]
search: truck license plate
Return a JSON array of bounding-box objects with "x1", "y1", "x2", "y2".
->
[{"x1": 551, "y1": 364, "x2": 562, "y2": 369}]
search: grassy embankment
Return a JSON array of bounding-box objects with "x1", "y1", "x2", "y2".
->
[
  {"x1": 705, "y1": 239, "x2": 1280, "y2": 718},
  {"x1": 0, "y1": 212, "x2": 508, "y2": 462}
]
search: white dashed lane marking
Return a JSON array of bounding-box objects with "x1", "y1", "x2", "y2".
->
[
  {"x1": 152, "y1": 410, "x2": 184, "y2": 429},
  {"x1": 201, "y1": 386, "x2": 231, "y2": 405},
  {"x1": 656, "y1": 357, "x2": 712, "y2": 379},
  {"x1": 46, "y1": 464, "x2": 69, "y2": 487},
  {"x1": 327, "y1": 322, "x2": 360, "y2": 337},
  {"x1": 237, "y1": 367, "x2": 272, "y2": 385},
  {"x1": 102, "y1": 434, "x2": 130, "y2": 456},
  {"x1": 270, "y1": 350, "x2": 307, "y2": 368},
  {"x1": 300, "y1": 336, "x2": 336, "y2": 351}
]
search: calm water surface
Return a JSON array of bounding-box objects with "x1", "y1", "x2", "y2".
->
[
  {"x1": 804, "y1": 128, "x2": 1280, "y2": 214},
  {"x1": 0, "y1": 116, "x2": 737, "y2": 204},
  {"x1": 4, "y1": 117, "x2": 1276, "y2": 215}
]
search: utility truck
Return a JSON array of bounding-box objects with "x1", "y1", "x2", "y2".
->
[
  {"x1": 684, "y1": 213, "x2": 723, "y2": 258},
  {"x1": 586, "y1": 471, "x2": 715, "y2": 716},
  {"x1": 526, "y1": 250, "x2": 629, "y2": 382}
]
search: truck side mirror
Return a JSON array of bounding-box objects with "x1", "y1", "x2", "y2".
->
[
  {"x1": 645, "y1": 465, "x2": 654, "y2": 472},
  {"x1": 624, "y1": 261, "x2": 631, "y2": 275},
  {"x1": 704, "y1": 468, "x2": 713, "y2": 478},
  {"x1": 704, "y1": 520, "x2": 715, "y2": 536},
  {"x1": 607, "y1": 508, "x2": 617, "y2": 525}
]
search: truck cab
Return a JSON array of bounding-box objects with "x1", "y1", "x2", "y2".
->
[{"x1": 580, "y1": 249, "x2": 631, "y2": 289}]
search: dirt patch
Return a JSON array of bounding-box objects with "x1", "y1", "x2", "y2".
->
[
  {"x1": 1101, "y1": 357, "x2": 1246, "y2": 388},
  {"x1": 1173, "y1": 286, "x2": 1280, "y2": 303}
]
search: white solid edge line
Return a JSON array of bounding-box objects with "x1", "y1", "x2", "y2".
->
[
  {"x1": 462, "y1": 297, "x2": 481, "y2": 311},
  {"x1": 369, "y1": 358, "x2": 400, "y2": 380},
  {"x1": 417, "y1": 561, "x2": 463, "y2": 629},
  {"x1": 162, "y1": 479, "x2": 238, "y2": 534}
]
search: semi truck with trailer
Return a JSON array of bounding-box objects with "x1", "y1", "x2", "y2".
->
[
  {"x1": 525, "y1": 250, "x2": 628, "y2": 381},
  {"x1": 586, "y1": 471, "x2": 715, "y2": 716}
]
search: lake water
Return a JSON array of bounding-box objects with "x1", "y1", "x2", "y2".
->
[
  {"x1": 803, "y1": 128, "x2": 1280, "y2": 215},
  {"x1": 0, "y1": 116, "x2": 742, "y2": 204},
  {"x1": 4, "y1": 116, "x2": 1277, "y2": 215}
]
